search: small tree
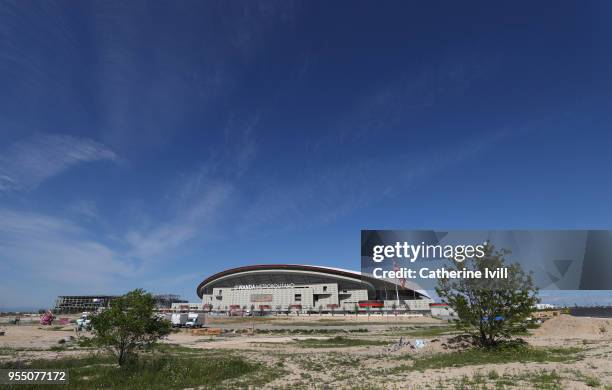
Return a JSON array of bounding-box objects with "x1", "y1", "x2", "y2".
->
[
  {"x1": 436, "y1": 244, "x2": 538, "y2": 349},
  {"x1": 354, "y1": 303, "x2": 359, "y2": 317},
  {"x1": 91, "y1": 289, "x2": 171, "y2": 366}
]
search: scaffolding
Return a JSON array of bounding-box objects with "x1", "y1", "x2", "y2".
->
[
  {"x1": 54, "y1": 295, "x2": 117, "y2": 313},
  {"x1": 53, "y1": 293, "x2": 187, "y2": 313},
  {"x1": 153, "y1": 294, "x2": 187, "y2": 309}
]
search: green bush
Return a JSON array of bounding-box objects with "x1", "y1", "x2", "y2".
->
[
  {"x1": 0, "y1": 352, "x2": 275, "y2": 389},
  {"x1": 90, "y1": 289, "x2": 171, "y2": 366}
]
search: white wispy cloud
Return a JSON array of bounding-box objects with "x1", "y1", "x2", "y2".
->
[
  {"x1": 0, "y1": 109, "x2": 260, "y2": 307},
  {"x1": 241, "y1": 130, "x2": 513, "y2": 233},
  {"x1": 125, "y1": 181, "x2": 233, "y2": 259},
  {"x1": 0, "y1": 209, "x2": 133, "y2": 307},
  {"x1": 220, "y1": 0, "x2": 301, "y2": 59},
  {"x1": 123, "y1": 112, "x2": 259, "y2": 260},
  {"x1": 0, "y1": 178, "x2": 232, "y2": 307},
  {"x1": 223, "y1": 112, "x2": 260, "y2": 178},
  {"x1": 313, "y1": 54, "x2": 495, "y2": 151},
  {"x1": 67, "y1": 199, "x2": 100, "y2": 220},
  {"x1": 0, "y1": 134, "x2": 118, "y2": 192}
]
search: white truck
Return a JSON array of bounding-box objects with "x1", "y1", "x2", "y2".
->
[
  {"x1": 184, "y1": 313, "x2": 205, "y2": 328},
  {"x1": 76, "y1": 313, "x2": 92, "y2": 331},
  {"x1": 171, "y1": 313, "x2": 188, "y2": 328}
]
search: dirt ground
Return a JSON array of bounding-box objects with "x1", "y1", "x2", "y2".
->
[
  {"x1": 0, "y1": 323, "x2": 90, "y2": 362},
  {"x1": 1, "y1": 314, "x2": 611, "y2": 389},
  {"x1": 204, "y1": 313, "x2": 442, "y2": 324}
]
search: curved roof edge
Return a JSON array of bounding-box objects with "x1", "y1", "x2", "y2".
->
[{"x1": 196, "y1": 264, "x2": 429, "y2": 299}]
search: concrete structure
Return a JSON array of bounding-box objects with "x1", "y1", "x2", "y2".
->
[
  {"x1": 429, "y1": 303, "x2": 457, "y2": 318},
  {"x1": 171, "y1": 302, "x2": 208, "y2": 312},
  {"x1": 54, "y1": 294, "x2": 186, "y2": 313},
  {"x1": 54, "y1": 295, "x2": 117, "y2": 313},
  {"x1": 196, "y1": 264, "x2": 433, "y2": 314},
  {"x1": 535, "y1": 303, "x2": 555, "y2": 310},
  {"x1": 153, "y1": 294, "x2": 188, "y2": 309}
]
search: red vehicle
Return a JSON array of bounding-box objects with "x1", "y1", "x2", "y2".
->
[{"x1": 39, "y1": 311, "x2": 55, "y2": 325}]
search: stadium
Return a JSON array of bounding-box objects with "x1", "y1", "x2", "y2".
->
[{"x1": 194, "y1": 264, "x2": 434, "y2": 314}]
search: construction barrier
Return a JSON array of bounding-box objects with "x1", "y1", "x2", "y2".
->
[{"x1": 191, "y1": 327, "x2": 222, "y2": 336}]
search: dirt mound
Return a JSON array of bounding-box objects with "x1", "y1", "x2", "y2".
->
[
  {"x1": 385, "y1": 335, "x2": 470, "y2": 358},
  {"x1": 532, "y1": 315, "x2": 612, "y2": 339}
]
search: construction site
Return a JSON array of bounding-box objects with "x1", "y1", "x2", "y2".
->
[
  {"x1": 1, "y1": 264, "x2": 611, "y2": 389},
  {"x1": 1, "y1": 306, "x2": 612, "y2": 389},
  {"x1": 53, "y1": 294, "x2": 187, "y2": 313}
]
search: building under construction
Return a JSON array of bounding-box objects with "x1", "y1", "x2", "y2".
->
[
  {"x1": 53, "y1": 294, "x2": 187, "y2": 313},
  {"x1": 153, "y1": 294, "x2": 187, "y2": 309},
  {"x1": 54, "y1": 295, "x2": 117, "y2": 313}
]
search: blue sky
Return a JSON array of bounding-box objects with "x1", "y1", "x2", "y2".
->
[{"x1": 1, "y1": 1, "x2": 611, "y2": 309}]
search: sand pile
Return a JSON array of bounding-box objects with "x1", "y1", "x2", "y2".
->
[{"x1": 532, "y1": 315, "x2": 612, "y2": 339}]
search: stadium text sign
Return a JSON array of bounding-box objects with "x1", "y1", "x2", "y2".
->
[{"x1": 233, "y1": 283, "x2": 295, "y2": 290}]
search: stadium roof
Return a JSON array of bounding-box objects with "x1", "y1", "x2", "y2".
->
[{"x1": 197, "y1": 264, "x2": 429, "y2": 299}]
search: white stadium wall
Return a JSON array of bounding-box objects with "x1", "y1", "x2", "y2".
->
[{"x1": 195, "y1": 264, "x2": 433, "y2": 314}]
